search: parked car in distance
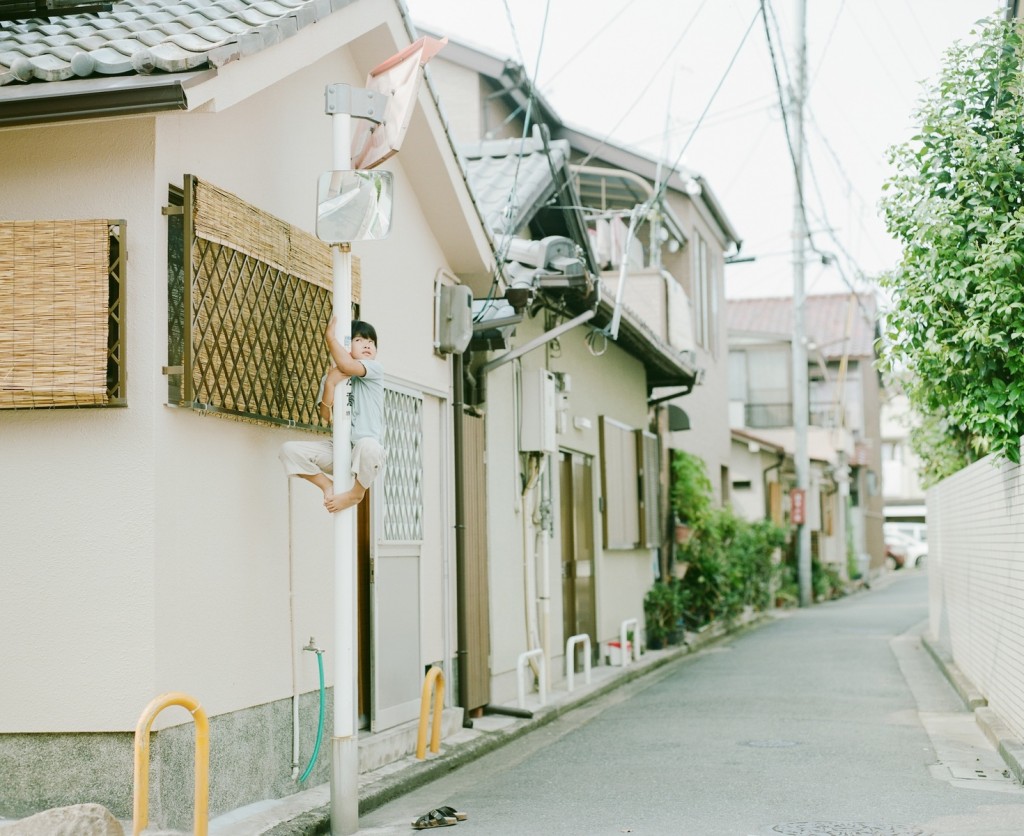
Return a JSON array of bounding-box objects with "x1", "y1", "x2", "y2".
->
[
  {"x1": 886, "y1": 521, "x2": 927, "y2": 544},
  {"x1": 884, "y1": 528, "x2": 927, "y2": 570}
]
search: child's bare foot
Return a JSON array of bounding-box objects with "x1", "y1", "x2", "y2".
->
[{"x1": 324, "y1": 484, "x2": 366, "y2": 513}]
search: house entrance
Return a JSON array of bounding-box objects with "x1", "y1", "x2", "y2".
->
[{"x1": 559, "y1": 451, "x2": 597, "y2": 671}]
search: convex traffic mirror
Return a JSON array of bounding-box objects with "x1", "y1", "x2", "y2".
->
[{"x1": 316, "y1": 170, "x2": 393, "y2": 243}]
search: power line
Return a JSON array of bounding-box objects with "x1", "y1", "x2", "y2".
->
[
  {"x1": 474, "y1": 0, "x2": 554, "y2": 322},
  {"x1": 761, "y1": 0, "x2": 812, "y2": 244},
  {"x1": 647, "y1": 5, "x2": 761, "y2": 206},
  {"x1": 541, "y1": 1, "x2": 638, "y2": 87},
  {"x1": 629, "y1": 95, "x2": 777, "y2": 148},
  {"x1": 805, "y1": 0, "x2": 845, "y2": 95},
  {"x1": 577, "y1": 0, "x2": 712, "y2": 169},
  {"x1": 761, "y1": 0, "x2": 874, "y2": 322}
]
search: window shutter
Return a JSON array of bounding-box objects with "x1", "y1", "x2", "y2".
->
[
  {"x1": 0, "y1": 220, "x2": 114, "y2": 408},
  {"x1": 637, "y1": 429, "x2": 660, "y2": 548},
  {"x1": 599, "y1": 416, "x2": 640, "y2": 549}
]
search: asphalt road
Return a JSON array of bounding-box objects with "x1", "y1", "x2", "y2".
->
[{"x1": 358, "y1": 572, "x2": 1024, "y2": 835}]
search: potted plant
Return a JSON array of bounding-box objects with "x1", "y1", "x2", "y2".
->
[{"x1": 670, "y1": 450, "x2": 713, "y2": 546}]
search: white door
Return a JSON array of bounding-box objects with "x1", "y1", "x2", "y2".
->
[{"x1": 371, "y1": 383, "x2": 424, "y2": 730}]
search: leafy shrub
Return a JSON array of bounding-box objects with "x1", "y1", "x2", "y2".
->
[
  {"x1": 670, "y1": 449, "x2": 713, "y2": 524},
  {"x1": 643, "y1": 580, "x2": 685, "y2": 648},
  {"x1": 675, "y1": 507, "x2": 786, "y2": 629}
]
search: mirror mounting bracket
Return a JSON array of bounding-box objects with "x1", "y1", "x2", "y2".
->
[{"x1": 324, "y1": 83, "x2": 387, "y2": 124}]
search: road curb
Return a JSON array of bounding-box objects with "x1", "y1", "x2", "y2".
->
[
  {"x1": 920, "y1": 633, "x2": 987, "y2": 709},
  {"x1": 263, "y1": 611, "x2": 775, "y2": 835},
  {"x1": 920, "y1": 633, "x2": 1024, "y2": 785}
]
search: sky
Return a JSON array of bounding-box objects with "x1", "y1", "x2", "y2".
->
[{"x1": 403, "y1": 0, "x2": 1003, "y2": 299}]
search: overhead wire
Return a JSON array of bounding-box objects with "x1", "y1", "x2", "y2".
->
[
  {"x1": 804, "y1": 115, "x2": 891, "y2": 269},
  {"x1": 576, "y1": 0, "x2": 713, "y2": 170},
  {"x1": 842, "y1": 0, "x2": 916, "y2": 99},
  {"x1": 647, "y1": 5, "x2": 761, "y2": 207},
  {"x1": 588, "y1": 3, "x2": 760, "y2": 341},
  {"x1": 760, "y1": 0, "x2": 874, "y2": 324},
  {"x1": 541, "y1": 0, "x2": 638, "y2": 87},
  {"x1": 629, "y1": 94, "x2": 777, "y2": 147},
  {"x1": 474, "y1": 0, "x2": 554, "y2": 323},
  {"x1": 805, "y1": 0, "x2": 845, "y2": 94}
]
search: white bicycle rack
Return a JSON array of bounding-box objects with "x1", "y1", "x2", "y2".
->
[
  {"x1": 565, "y1": 633, "x2": 591, "y2": 692},
  {"x1": 617, "y1": 618, "x2": 641, "y2": 667},
  {"x1": 516, "y1": 648, "x2": 546, "y2": 708}
]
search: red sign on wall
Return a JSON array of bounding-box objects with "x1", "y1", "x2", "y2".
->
[{"x1": 790, "y1": 488, "x2": 806, "y2": 525}]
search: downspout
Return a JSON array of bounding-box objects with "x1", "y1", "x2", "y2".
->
[
  {"x1": 452, "y1": 352, "x2": 472, "y2": 726},
  {"x1": 521, "y1": 454, "x2": 543, "y2": 657},
  {"x1": 533, "y1": 456, "x2": 552, "y2": 694}
]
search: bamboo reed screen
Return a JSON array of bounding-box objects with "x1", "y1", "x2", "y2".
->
[
  {"x1": 175, "y1": 176, "x2": 360, "y2": 429},
  {"x1": 0, "y1": 219, "x2": 121, "y2": 409}
]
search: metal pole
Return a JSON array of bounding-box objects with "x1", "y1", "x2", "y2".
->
[
  {"x1": 329, "y1": 110, "x2": 359, "y2": 836},
  {"x1": 791, "y1": 0, "x2": 811, "y2": 607},
  {"x1": 452, "y1": 353, "x2": 471, "y2": 723}
]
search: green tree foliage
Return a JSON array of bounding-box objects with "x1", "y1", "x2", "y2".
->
[
  {"x1": 880, "y1": 14, "x2": 1024, "y2": 483},
  {"x1": 675, "y1": 508, "x2": 786, "y2": 628},
  {"x1": 670, "y1": 449, "x2": 713, "y2": 523}
]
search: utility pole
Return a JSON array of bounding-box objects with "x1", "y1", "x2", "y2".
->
[{"x1": 791, "y1": 0, "x2": 811, "y2": 607}]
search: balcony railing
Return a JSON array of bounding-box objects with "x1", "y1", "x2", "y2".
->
[
  {"x1": 745, "y1": 403, "x2": 793, "y2": 428},
  {"x1": 743, "y1": 403, "x2": 848, "y2": 430}
]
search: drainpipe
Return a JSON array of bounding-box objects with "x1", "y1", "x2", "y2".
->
[{"x1": 452, "y1": 352, "x2": 472, "y2": 726}]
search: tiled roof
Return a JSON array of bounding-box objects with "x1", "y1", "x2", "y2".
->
[
  {"x1": 0, "y1": 0, "x2": 336, "y2": 86},
  {"x1": 459, "y1": 132, "x2": 571, "y2": 236},
  {"x1": 727, "y1": 293, "x2": 878, "y2": 359}
]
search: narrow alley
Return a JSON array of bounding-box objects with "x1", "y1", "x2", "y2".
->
[{"x1": 357, "y1": 573, "x2": 1024, "y2": 836}]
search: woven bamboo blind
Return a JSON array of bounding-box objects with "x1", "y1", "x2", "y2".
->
[
  {"x1": 182, "y1": 176, "x2": 360, "y2": 428},
  {"x1": 0, "y1": 220, "x2": 110, "y2": 408}
]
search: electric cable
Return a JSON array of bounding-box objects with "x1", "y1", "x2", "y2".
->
[
  {"x1": 542, "y1": 0, "x2": 637, "y2": 87},
  {"x1": 761, "y1": 0, "x2": 875, "y2": 325},
  {"x1": 843, "y1": 0, "x2": 916, "y2": 99},
  {"x1": 760, "y1": 0, "x2": 814, "y2": 257},
  {"x1": 805, "y1": 0, "x2": 845, "y2": 95},
  {"x1": 647, "y1": 4, "x2": 761, "y2": 207},
  {"x1": 473, "y1": 0, "x2": 553, "y2": 324},
  {"x1": 576, "y1": 0, "x2": 713, "y2": 170}
]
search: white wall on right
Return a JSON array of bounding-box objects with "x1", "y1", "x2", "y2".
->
[{"x1": 929, "y1": 451, "x2": 1024, "y2": 745}]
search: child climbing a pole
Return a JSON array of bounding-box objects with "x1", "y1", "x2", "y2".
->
[{"x1": 279, "y1": 315, "x2": 384, "y2": 512}]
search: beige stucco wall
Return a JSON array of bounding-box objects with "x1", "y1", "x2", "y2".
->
[
  {"x1": 0, "y1": 117, "x2": 161, "y2": 732},
  {"x1": 664, "y1": 191, "x2": 732, "y2": 506},
  {"x1": 729, "y1": 439, "x2": 775, "y2": 523},
  {"x1": 484, "y1": 311, "x2": 656, "y2": 703},
  {"x1": 1, "y1": 37, "x2": 462, "y2": 732}
]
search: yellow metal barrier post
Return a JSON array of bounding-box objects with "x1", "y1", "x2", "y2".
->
[
  {"x1": 415, "y1": 667, "x2": 445, "y2": 759},
  {"x1": 133, "y1": 692, "x2": 209, "y2": 836}
]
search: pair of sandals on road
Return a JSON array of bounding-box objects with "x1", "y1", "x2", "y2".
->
[{"x1": 411, "y1": 805, "x2": 468, "y2": 829}]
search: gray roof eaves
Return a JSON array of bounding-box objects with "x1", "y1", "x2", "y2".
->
[
  {"x1": 0, "y1": 69, "x2": 203, "y2": 126},
  {"x1": 558, "y1": 123, "x2": 742, "y2": 248}
]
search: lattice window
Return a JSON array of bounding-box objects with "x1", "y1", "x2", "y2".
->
[
  {"x1": 0, "y1": 219, "x2": 125, "y2": 409},
  {"x1": 166, "y1": 175, "x2": 360, "y2": 429},
  {"x1": 381, "y1": 386, "x2": 423, "y2": 542}
]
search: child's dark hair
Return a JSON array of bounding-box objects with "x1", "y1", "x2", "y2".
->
[{"x1": 351, "y1": 320, "x2": 377, "y2": 345}]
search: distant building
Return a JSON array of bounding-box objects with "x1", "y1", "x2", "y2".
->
[{"x1": 727, "y1": 293, "x2": 884, "y2": 576}]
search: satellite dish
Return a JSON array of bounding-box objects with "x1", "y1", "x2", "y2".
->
[{"x1": 350, "y1": 36, "x2": 447, "y2": 169}]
